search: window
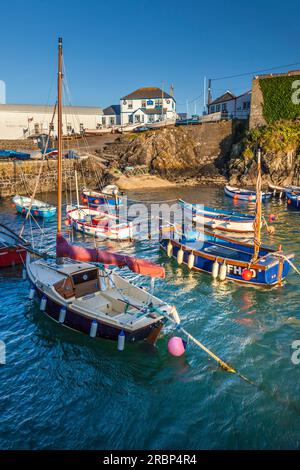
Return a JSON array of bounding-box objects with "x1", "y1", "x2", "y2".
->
[
  {"x1": 34, "y1": 123, "x2": 40, "y2": 134},
  {"x1": 210, "y1": 105, "x2": 215, "y2": 113},
  {"x1": 102, "y1": 117, "x2": 106, "y2": 125},
  {"x1": 141, "y1": 100, "x2": 146, "y2": 108},
  {"x1": 243, "y1": 102, "x2": 247, "y2": 110},
  {"x1": 80, "y1": 123, "x2": 84, "y2": 132},
  {"x1": 109, "y1": 117, "x2": 115, "y2": 125},
  {"x1": 128, "y1": 100, "x2": 133, "y2": 109},
  {"x1": 155, "y1": 99, "x2": 162, "y2": 108},
  {"x1": 216, "y1": 104, "x2": 220, "y2": 112},
  {"x1": 148, "y1": 114, "x2": 155, "y2": 123},
  {"x1": 222, "y1": 103, "x2": 227, "y2": 111},
  {"x1": 67, "y1": 123, "x2": 72, "y2": 133}
]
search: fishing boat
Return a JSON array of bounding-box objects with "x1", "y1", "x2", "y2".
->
[
  {"x1": 178, "y1": 199, "x2": 255, "y2": 233},
  {"x1": 268, "y1": 182, "x2": 285, "y2": 197},
  {"x1": 161, "y1": 149, "x2": 294, "y2": 287},
  {"x1": 285, "y1": 185, "x2": 300, "y2": 195},
  {"x1": 286, "y1": 191, "x2": 300, "y2": 210},
  {"x1": 81, "y1": 185, "x2": 124, "y2": 207},
  {"x1": 0, "y1": 149, "x2": 31, "y2": 160},
  {"x1": 26, "y1": 38, "x2": 179, "y2": 346},
  {"x1": 225, "y1": 185, "x2": 272, "y2": 201},
  {"x1": 66, "y1": 205, "x2": 132, "y2": 240},
  {"x1": 0, "y1": 223, "x2": 29, "y2": 268},
  {"x1": 12, "y1": 195, "x2": 56, "y2": 218}
]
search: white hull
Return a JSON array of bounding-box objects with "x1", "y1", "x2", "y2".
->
[{"x1": 66, "y1": 206, "x2": 132, "y2": 240}]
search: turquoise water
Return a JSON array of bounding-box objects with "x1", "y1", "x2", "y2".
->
[{"x1": 1, "y1": 185, "x2": 300, "y2": 450}]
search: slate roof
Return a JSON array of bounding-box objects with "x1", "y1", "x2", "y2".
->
[
  {"x1": 121, "y1": 87, "x2": 173, "y2": 100},
  {"x1": 209, "y1": 91, "x2": 236, "y2": 106},
  {"x1": 103, "y1": 105, "x2": 121, "y2": 115}
]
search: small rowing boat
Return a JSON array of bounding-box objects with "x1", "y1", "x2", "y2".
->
[
  {"x1": 12, "y1": 195, "x2": 57, "y2": 218},
  {"x1": 178, "y1": 199, "x2": 255, "y2": 233},
  {"x1": 81, "y1": 185, "x2": 124, "y2": 207},
  {"x1": 66, "y1": 205, "x2": 132, "y2": 240},
  {"x1": 286, "y1": 191, "x2": 300, "y2": 210},
  {"x1": 0, "y1": 223, "x2": 29, "y2": 267},
  {"x1": 268, "y1": 182, "x2": 285, "y2": 197},
  {"x1": 225, "y1": 185, "x2": 272, "y2": 201}
]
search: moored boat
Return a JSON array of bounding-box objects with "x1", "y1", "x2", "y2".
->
[
  {"x1": 225, "y1": 185, "x2": 272, "y2": 201},
  {"x1": 161, "y1": 149, "x2": 295, "y2": 287},
  {"x1": 12, "y1": 195, "x2": 56, "y2": 218},
  {"x1": 81, "y1": 185, "x2": 124, "y2": 207},
  {"x1": 286, "y1": 191, "x2": 300, "y2": 210},
  {"x1": 26, "y1": 38, "x2": 180, "y2": 346},
  {"x1": 0, "y1": 223, "x2": 29, "y2": 268},
  {"x1": 66, "y1": 205, "x2": 132, "y2": 240},
  {"x1": 178, "y1": 199, "x2": 255, "y2": 233},
  {"x1": 268, "y1": 182, "x2": 285, "y2": 197}
]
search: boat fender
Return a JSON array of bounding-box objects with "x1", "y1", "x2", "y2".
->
[
  {"x1": 187, "y1": 252, "x2": 195, "y2": 270},
  {"x1": 22, "y1": 268, "x2": 27, "y2": 280},
  {"x1": 167, "y1": 241, "x2": 173, "y2": 257},
  {"x1": 212, "y1": 260, "x2": 219, "y2": 279},
  {"x1": 28, "y1": 287, "x2": 35, "y2": 300},
  {"x1": 40, "y1": 296, "x2": 47, "y2": 311},
  {"x1": 117, "y1": 330, "x2": 125, "y2": 351},
  {"x1": 177, "y1": 247, "x2": 184, "y2": 265},
  {"x1": 168, "y1": 336, "x2": 186, "y2": 357},
  {"x1": 59, "y1": 307, "x2": 66, "y2": 324},
  {"x1": 219, "y1": 262, "x2": 227, "y2": 281},
  {"x1": 90, "y1": 320, "x2": 98, "y2": 338}
]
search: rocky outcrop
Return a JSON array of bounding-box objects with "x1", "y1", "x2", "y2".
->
[
  {"x1": 228, "y1": 121, "x2": 300, "y2": 186},
  {"x1": 102, "y1": 121, "x2": 246, "y2": 184}
]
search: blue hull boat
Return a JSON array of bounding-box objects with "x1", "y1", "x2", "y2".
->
[
  {"x1": 0, "y1": 149, "x2": 31, "y2": 160},
  {"x1": 12, "y1": 195, "x2": 56, "y2": 218},
  {"x1": 225, "y1": 185, "x2": 272, "y2": 201},
  {"x1": 286, "y1": 191, "x2": 300, "y2": 210},
  {"x1": 81, "y1": 185, "x2": 124, "y2": 207},
  {"x1": 160, "y1": 229, "x2": 294, "y2": 287}
]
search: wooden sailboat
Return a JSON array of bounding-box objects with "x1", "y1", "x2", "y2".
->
[
  {"x1": 81, "y1": 185, "x2": 124, "y2": 207},
  {"x1": 26, "y1": 38, "x2": 178, "y2": 344},
  {"x1": 161, "y1": 149, "x2": 294, "y2": 287}
]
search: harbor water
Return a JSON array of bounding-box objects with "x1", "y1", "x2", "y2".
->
[{"x1": 1, "y1": 185, "x2": 300, "y2": 449}]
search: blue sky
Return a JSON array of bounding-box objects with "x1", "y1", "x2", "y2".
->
[{"x1": 1, "y1": 0, "x2": 299, "y2": 113}]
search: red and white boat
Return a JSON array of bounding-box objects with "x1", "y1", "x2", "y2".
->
[
  {"x1": 65, "y1": 205, "x2": 133, "y2": 240},
  {"x1": 0, "y1": 223, "x2": 28, "y2": 268}
]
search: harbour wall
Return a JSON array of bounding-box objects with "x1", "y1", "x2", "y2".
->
[{"x1": 0, "y1": 157, "x2": 104, "y2": 197}]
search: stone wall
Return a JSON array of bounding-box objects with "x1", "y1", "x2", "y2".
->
[
  {"x1": 0, "y1": 139, "x2": 38, "y2": 151},
  {"x1": 0, "y1": 157, "x2": 105, "y2": 197}
]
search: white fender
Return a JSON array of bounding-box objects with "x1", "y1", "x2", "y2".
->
[
  {"x1": 167, "y1": 241, "x2": 173, "y2": 257},
  {"x1": 177, "y1": 247, "x2": 184, "y2": 265},
  {"x1": 219, "y1": 262, "x2": 227, "y2": 281},
  {"x1": 187, "y1": 252, "x2": 194, "y2": 270},
  {"x1": 212, "y1": 260, "x2": 219, "y2": 279},
  {"x1": 59, "y1": 307, "x2": 66, "y2": 324}
]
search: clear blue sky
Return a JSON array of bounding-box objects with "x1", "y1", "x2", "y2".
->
[{"x1": 1, "y1": 0, "x2": 299, "y2": 113}]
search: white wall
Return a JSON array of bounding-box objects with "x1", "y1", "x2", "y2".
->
[
  {"x1": 208, "y1": 93, "x2": 251, "y2": 120},
  {"x1": 0, "y1": 109, "x2": 102, "y2": 139},
  {"x1": 120, "y1": 96, "x2": 176, "y2": 124}
]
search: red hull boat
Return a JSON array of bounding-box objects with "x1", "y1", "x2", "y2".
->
[{"x1": 0, "y1": 223, "x2": 28, "y2": 268}]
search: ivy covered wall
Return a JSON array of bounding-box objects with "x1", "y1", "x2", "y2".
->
[{"x1": 260, "y1": 76, "x2": 300, "y2": 123}]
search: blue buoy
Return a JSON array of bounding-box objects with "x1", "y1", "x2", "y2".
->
[{"x1": 117, "y1": 330, "x2": 125, "y2": 351}]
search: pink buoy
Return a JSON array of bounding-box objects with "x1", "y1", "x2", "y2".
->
[
  {"x1": 168, "y1": 336, "x2": 186, "y2": 357},
  {"x1": 268, "y1": 214, "x2": 276, "y2": 222}
]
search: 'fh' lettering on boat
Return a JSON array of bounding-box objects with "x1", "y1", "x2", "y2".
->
[{"x1": 227, "y1": 265, "x2": 256, "y2": 279}]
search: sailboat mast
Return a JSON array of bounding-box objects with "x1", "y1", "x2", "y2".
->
[
  {"x1": 57, "y1": 37, "x2": 63, "y2": 234},
  {"x1": 253, "y1": 147, "x2": 262, "y2": 261}
]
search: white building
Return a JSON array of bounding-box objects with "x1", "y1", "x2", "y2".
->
[
  {"x1": 207, "y1": 90, "x2": 251, "y2": 119},
  {"x1": 0, "y1": 103, "x2": 103, "y2": 139},
  {"x1": 100, "y1": 105, "x2": 121, "y2": 128},
  {"x1": 120, "y1": 87, "x2": 176, "y2": 125}
]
